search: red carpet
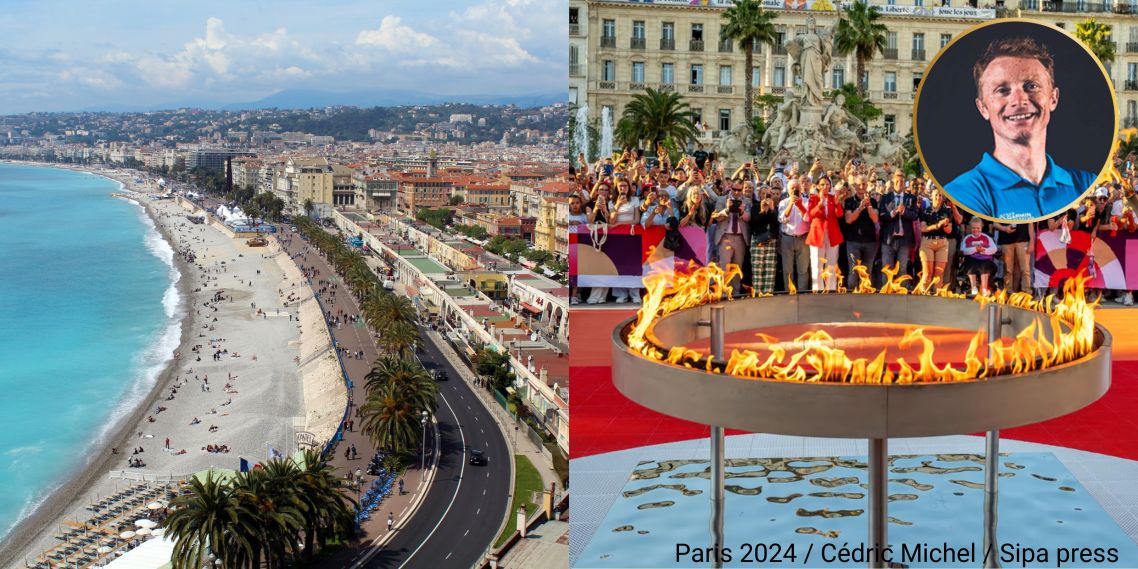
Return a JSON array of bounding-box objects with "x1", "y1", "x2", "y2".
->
[{"x1": 570, "y1": 307, "x2": 1138, "y2": 460}]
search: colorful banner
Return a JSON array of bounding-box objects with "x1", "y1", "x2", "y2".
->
[
  {"x1": 569, "y1": 224, "x2": 709, "y2": 288},
  {"x1": 1034, "y1": 229, "x2": 1138, "y2": 290}
]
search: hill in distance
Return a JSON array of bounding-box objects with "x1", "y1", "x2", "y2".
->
[{"x1": 223, "y1": 89, "x2": 563, "y2": 110}]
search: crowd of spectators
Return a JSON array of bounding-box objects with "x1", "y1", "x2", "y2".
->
[{"x1": 568, "y1": 146, "x2": 1138, "y2": 306}]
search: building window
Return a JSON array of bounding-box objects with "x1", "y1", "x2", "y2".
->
[
  {"x1": 662, "y1": 63, "x2": 675, "y2": 84},
  {"x1": 691, "y1": 64, "x2": 704, "y2": 85},
  {"x1": 632, "y1": 62, "x2": 645, "y2": 83},
  {"x1": 719, "y1": 65, "x2": 732, "y2": 85},
  {"x1": 774, "y1": 64, "x2": 786, "y2": 86},
  {"x1": 662, "y1": 22, "x2": 675, "y2": 40},
  {"x1": 569, "y1": 8, "x2": 578, "y2": 25},
  {"x1": 752, "y1": 67, "x2": 762, "y2": 88},
  {"x1": 719, "y1": 109, "x2": 731, "y2": 132},
  {"x1": 632, "y1": 21, "x2": 645, "y2": 39},
  {"x1": 1129, "y1": 62, "x2": 1137, "y2": 81},
  {"x1": 603, "y1": 19, "x2": 615, "y2": 39},
  {"x1": 913, "y1": 72, "x2": 923, "y2": 93},
  {"x1": 569, "y1": 87, "x2": 578, "y2": 106},
  {"x1": 913, "y1": 33, "x2": 924, "y2": 52},
  {"x1": 887, "y1": 31, "x2": 897, "y2": 49},
  {"x1": 940, "y1": 33, "x2": 952, "y2": 48},
  {"x1": 602, "y1": 60, "x2": 615, "y2": 81},
  {"x1": 692, "y1": 108, "x2": 703, "y2": 126},
  {"x1": 691, "y1": 23, "x2": 703, "y2": 41},
  {"x1": 569, "y1": 44, "x2": 578, "y2": 66},
  {"x1": 884, "y1": 115, "x2": 896, "y2": 136},
  {"x1": 884, "y1": 72, "x2": 897, "y2": 93},
  {"x1": 1128, "y1": 100, "x2": 1136, "y2": 119},
  {"x1": 832, "y1": 65, "x2": 845, "y2": 89}
]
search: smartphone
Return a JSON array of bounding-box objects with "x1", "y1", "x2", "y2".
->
[{"x1": 604, "y1": 164, "x2": 614, "y2": 176}]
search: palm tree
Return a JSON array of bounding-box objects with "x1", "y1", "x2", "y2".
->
[
  {"x1": 231, "y1": 467, "x2": 304, "y2": 568},
  {"x1": 165, "y1": 473, "x2": 256, "y2": 569},
  {"x1": 834, "y1": 0, "x2": 888, "y2": 97},
  {"x1": 361, "y1": 383, "x2": 423, "y2": 452},
  {"x1": 721, "y1": 0, "x2": 779, "y2": 122},
  {"x1": 1076, "y1": 18, "x2": 1116, "y2": 67},
  {"x1": 365, "y1": 293, "x2": 417, "y2": 329},
  {"x1": 379, "y1": 320, "x2": 421, "y2": 359},
  {"x1": 365, "y1": 356, "x2": 438, "y2": 414},
  {"x1": 614, "y1": 88, "x2": 699, "y2": 152},
  {"x1": 294, "y1": 449, "x2": 356, "y2": 558},
  {"x1": 303, "y1": 198, "x2": 316, "y2": 219}
]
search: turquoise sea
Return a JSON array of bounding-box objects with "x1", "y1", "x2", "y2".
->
[{"x1": 0, "y1": 163, "x2": 182, "y2": 540}]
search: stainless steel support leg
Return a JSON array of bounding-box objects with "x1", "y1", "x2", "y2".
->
[
  {"x1": 709, "y1": 305, "x2": 726, "y2": 568},
  {"x1": 984, "y1": 304, "x2": 1002, "y2": 568},
  {"x1": 868, "y1": 438, "x2": 888, "y2": 569}
]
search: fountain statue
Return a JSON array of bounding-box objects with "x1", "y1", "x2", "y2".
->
[
  {"x1": 736, "y1": 15, "x2": 909, "y2": 169},
  {"x1": 573, "y1": 105, "x2": 591, "y2": 162},
  {"x1": 599, "y1": 107, "x2": 614, "y2": 161}
]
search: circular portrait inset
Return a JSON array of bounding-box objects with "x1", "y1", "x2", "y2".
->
[{"x1": 914, "y1": 19, "x2": 1117, "y2": 223}]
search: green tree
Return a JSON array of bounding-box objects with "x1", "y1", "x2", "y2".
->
[
  {"x1": 721, "y1": 0, "x2": 779, "y2": 123},
  {"x1": 165, "y1": 473, "x2": 256, "y2": 569},
  {"x1": 303, "y1": 198, "x2": 316, "y2": 219},
  {"x1": 449, "y1": 195, "x2": 464, "y2": 206},
  {"x1": 294, "y1": 449, "x2": 355, "y2": 559},
  {"x1": 475, "y1": 348, "x2": 515, "y2": 391},
  {"x1": 379, "y1": 320, "x2": 421, "y2": 359},
  {"x1": 834, "y1": 0, "x2": 888, "y2": 97},
  {"x1": 614, "y1": 88, "x2": 699, "y2": 152},
  {"x1": 1076, "y1": 18, "x2": 1116, "y2": 66},
  {"x1": 361, "y1": 382, "x2": 424, "y2": 453},
  {"x1": 828, "y1": 83, "x2": 882, "y2": 126}
]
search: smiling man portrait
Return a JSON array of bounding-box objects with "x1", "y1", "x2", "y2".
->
[{"x1": 944, "y1": 36, "x2": 1097, "y2": 221}]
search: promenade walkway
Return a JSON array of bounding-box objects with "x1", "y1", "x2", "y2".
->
[{"x1": 273, "y1": 234, "x2": 435, "y2": 568}]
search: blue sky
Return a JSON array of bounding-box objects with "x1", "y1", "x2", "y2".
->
[{"x1": 0, "y1": 0, "x2": 566, "y2": 114}]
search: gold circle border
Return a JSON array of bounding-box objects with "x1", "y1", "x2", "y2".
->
[{"x1": 912, "y1": 17, "x2": 1120, "y2": 224}]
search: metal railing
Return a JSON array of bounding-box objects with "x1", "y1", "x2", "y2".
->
[
  {"x1": 657, "y1": 83, "x2": 676, "y2": 92},
  {"x1": 717, "y1": 85, "x2": 734, "y2": 94},
  {"x1": 690, "y1": 39, "x2": 705, "y2": 51},
  {"x1": 1127, "y1": 79, "x2": 1138, "y2": 91},
  {"x1": 630, "y1": 37, "x2": 646, "y2": 49},
  {"x1": 883, "y1": 91, "x2": 899, "y2": 100},
  {"x1": 772, "y1": 44, "x2": 788, "y2": 55},
  {"x1": 719, "y1": 40, "x2": 733, "y2": 53},
  {"x1": 1128, "y1": 41, "x2": 1138, "y2": 53},
  {"x1": 600, "y1": 35, "x2": 616, "y2": 48},
  {"x1": 1125, "y1": 117, "x2": 1138, "y2": 128},
  {"x1": 569, "y1": 23, "x2": 581, "y2": 36},
  {"x1": 771, "y1": 86, "x2": 786, "y2": 95},
  {"x1": 912, "y1": 49, "x2": 926, "y2": 61},
  {"x1": 660, "y1": 37, "x2": 675, "y2": 50},
  {"x1": 598, "y1": 80, "x2": 616, "y2": 90},
  {"x1": 630, "y1": 82, "x2": 646, "y2": 91},
  {"x1": 569, "y1": 64, "x2": 583, "y2": 77},
  {"x1": 688, "y1": 84, "x2": 705, "y2": 93},
  {"x1": 883, "y1": 48, "x2": 898, "y2": 59}
]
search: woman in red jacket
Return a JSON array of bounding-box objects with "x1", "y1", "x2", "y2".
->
[{"x1": 807, "y1": 176, "x2": 845, "y2": 291}]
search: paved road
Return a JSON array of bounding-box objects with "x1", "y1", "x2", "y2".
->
[{"x1": 362, "y1": 328, "x2": 512, "y2": 568}]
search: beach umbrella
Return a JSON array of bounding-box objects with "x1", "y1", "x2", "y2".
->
[
  {"x1": 151, "y1": 528, "x2": 166, "y2": 537},
  {"x1": 134, "y1": 519, "x2": 158, "y2": 529},
  {"x1": 136, "y1": 528, "x2": 152, "y2": 537},
  {"x1": 146, "y1": 501, "x2": 166, "y2": 510},
  {"x1": 96, "y1": 546, "x2": 112, "y2": 554},
  {"x1": 118, "y1": 531, "x2": 135, "y2": 540}
]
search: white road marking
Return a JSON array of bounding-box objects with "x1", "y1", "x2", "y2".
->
[
  {"x1": 464, "y1": 529, "x2": 470, "y2": 536},
  {"x1": 399, "y1": 391, "x2": 466, "y2": 568},
  {"x1": 445, "y1": 553, "x2": 453, "y2": 560},
  {"x1": 476, "y1": 508, "x2": 480, "y2": 515}
]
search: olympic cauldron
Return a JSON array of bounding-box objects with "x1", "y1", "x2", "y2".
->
[{"x1": 611, "y1": 265, "x2": 1111, "y2": 568}]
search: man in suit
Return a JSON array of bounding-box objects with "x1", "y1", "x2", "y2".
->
[
  {"x1": 712, "y1": 179, "x2": 753, "y2": 295},
  {"x1": 877, "y1": 172, "x2": 919, "y2": 286}
]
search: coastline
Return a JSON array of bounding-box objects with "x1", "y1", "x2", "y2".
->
[
  {"x1": 0, "y1": 162, "x2": 311, "y2": 568},
  {"x1": 0, "y1": 165, "x2": 197, "y2": 567}
]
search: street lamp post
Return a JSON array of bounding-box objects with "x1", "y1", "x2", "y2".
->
[{"x1": 420, "y1": 411, "x2": 429, "y2": 471}]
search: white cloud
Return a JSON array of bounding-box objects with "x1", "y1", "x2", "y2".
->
[{"x1": 355, "y1": 16, "x2": 438, "y2": 52}]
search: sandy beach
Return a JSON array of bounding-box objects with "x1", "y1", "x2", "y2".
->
[{"x1": 0, "y1": 166, "x2": 344, "y2": 568}]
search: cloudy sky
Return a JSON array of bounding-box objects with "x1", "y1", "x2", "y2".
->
[{"x1": 0, "y1": 0, "x2": 566, "y2": 114}]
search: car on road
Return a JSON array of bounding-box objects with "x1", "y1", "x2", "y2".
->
[
  {"x1": 429, "y1": 369, "x2": 448, "y2": 382},
  {"x1": 469, "y1": 449, "x2": 487, "y2": 466}
]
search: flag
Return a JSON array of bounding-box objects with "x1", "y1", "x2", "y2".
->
[
  {"x1": 268, "y1": 444, "x2": 283, "y2": 460},
  {"x1": 239, "y1": 458, "x2": 250, "y2": 473}
]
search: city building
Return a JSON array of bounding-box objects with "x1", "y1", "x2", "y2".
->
[
  {"x1": 580, "y1": 0, "x2": 1138, "y2": 140},
  {"x1": 331, "y1": 164, "x2": 357, "y2": 206},
  {"x1": 571, "y1": 0, "x2": 590, "y2": 106},
  {"x1": 186, "y1": 148, "x2": 255, "y2": 172},
  {"x1": 276, "y1": 157, "x2": 333, "y2": 214},
  {"x1": 399, "y1": 177, "x2": 454, "y2": 212}
]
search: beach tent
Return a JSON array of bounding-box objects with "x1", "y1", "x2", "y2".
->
[
  {"x1": 103, "y1": 536, "x2": 174, "y2": 569},
  {"x1": 191, "y1": 468, "x2": 237, "y2": 486}
]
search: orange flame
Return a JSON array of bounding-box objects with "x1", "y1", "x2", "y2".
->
[{"x1": 626, "y1": 263, "x2": 1097, "y2": 384}]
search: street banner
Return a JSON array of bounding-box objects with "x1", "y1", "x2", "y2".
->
[{"x1": 569, "y1": 224, "x2": 709, "y2": 288}]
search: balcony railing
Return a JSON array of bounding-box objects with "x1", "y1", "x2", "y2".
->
[
  {"x1": 883, "y1": 48, "x2": 898, "y2": 59},
  {"x1": 688, "y1": 84, "x2": 705, "y2": 93},
  {"x1": 598, "y1": 81, "x2": 616, "y2": 90},
  {"x1": 1128, "y1": 42, "x2": 1138, "y2": 53},
  {"x1": 1126, "y1": 79, "x2": 1138, "y2": 91},
  {"x1": 1037, "y1": 1, "x2": 1114, "y2": 11},
  {"x1": 1125, "y1": 117, "x2": 1138, "y2": 128},
  {"x1": 690, "y1": 39, "x2": 705, "y2": 51},
  {"x1": 657, "y1": 83, "x2": 676, "y2": 92},
  {"x1": 717, "y1": 85, "x2": 734, "y2": 94},
  {"x1": 569, "y1": 64, "x2": 583, "y2": 77},
  {"x1": 912, "y1": 49, "x2": 926, "y2": 61},
  {"x1": 630, "y1": 82, "x2": 647, "y2": 91},
  {"x1": 719, "y1": 40, "x2": 733, "y2": 53},
  {"x1": 772, "y1": 44, "x2": 788, "y2": 55},
  {"x1": 771, "y1": 86, "x2": 786, "y2": 95},
  {"x1": 883, "y1": 91, "x2": 899, "y2": 100},
  {"x1": 630, "y1": 37, "x2": 646, "y2": 50},
  {"x1": 660, "y1": 38, "x2": 676, "y2": 50},
  {"x1": 569, "y1": 23, "x2": 581, "y2": 36},
  {"x1": 600, "y1": 36, "x2": 616, "y2": 48}
]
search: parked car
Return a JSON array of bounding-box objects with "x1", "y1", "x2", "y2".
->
[{"x1": 468, "y1": 449, "x2": 487, "y2": 466}]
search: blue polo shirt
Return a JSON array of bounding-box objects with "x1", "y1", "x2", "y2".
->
[{"x1": 944, "y1": 152, "x2": 1097, "y2": 221}]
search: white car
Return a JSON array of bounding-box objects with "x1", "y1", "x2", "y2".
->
[{"x1": 383, "y1": 279, "x2": 396, "y2": 291}]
